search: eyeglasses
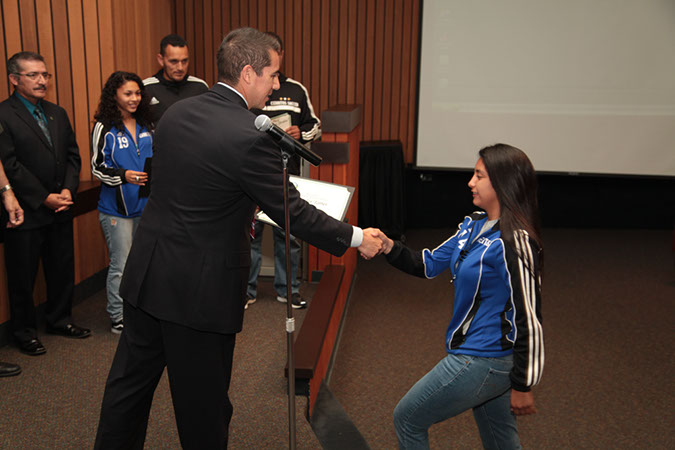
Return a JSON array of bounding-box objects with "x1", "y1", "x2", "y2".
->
[{"x1": 15, "y1": 72, "x2": 52, "y2": 81}]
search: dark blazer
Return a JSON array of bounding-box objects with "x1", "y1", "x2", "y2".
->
[
  {"x1": 120, "y1": 84, "x2": 353, "y2": 334},
  {"x1": 0, "y1": 94, "x2": 81, "y2": 229}
]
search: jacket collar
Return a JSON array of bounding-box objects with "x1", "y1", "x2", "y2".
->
[
  {"x1": 9, "y1": 94, "x2": 55, "y2": 150},
  {"x1": 212, "y1": 82, "x2": 249, "y2": 109},
  {"x1": 153, "y1": 69, "x2": 189, "y2": 88}
]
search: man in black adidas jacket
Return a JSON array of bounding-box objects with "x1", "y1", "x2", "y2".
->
[{"x1": 143, "y1": 34, "x2": 209, "y2": 125}]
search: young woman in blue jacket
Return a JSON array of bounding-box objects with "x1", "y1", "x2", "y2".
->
[
  {"x1": 379, "y1": 144, "x2": 544, "y2": 449},
  {"x1": 91, "y1": 72, "x2": 153, "y2": 334}
]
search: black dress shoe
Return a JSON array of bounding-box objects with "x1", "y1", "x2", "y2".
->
[
  {"x1": 46, "y1": 323, "x2": 91, "y2": 339},
  {"x1": 18, "y1": 338, "x2": 46, "y2": 356},
  {"x1": 0, "y1": 361, "x2": 22, "y2": 377}
]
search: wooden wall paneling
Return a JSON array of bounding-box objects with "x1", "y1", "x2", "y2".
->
[
  {"x1": 337, "y1": 0, "x2": 347, "y2": 104},
  {"x1": 184, "y1": 0, "x2": 195, "y2": 71},
  {"x1": 35, "y1": 0, "x2": 57, "y2": 104},
  {"x1": 52, "y1": 0, "x2": 74, "y2": 122},
  {"x1": 238, "y1": 0, "x2": 247, "y2": 26},
  {"x1": 193, "y1": 0, "x2": 204, "y2": 80},
  {"x1": 301, "y1": 0, "x2": 311, "y2": 89},
  {"x1": 73, "y1": 210, "x2": 107, "y2": 284},
  {"x1": 175, "y1": 0, "x2": 185, "y2": 37},
  {"x1": 203, "y1": 0, "x2": 214, "y2": 85},
  {"x1": 371, "y1": 0, "x2": 385, "y2": 140},
  {"x1": 398, "y1": 0, "x2": 412, "y2": 155},
  {"x1": 82, "y1": 0, "x2": 102, "y2": 157},
  {"x1": 282, "y1": 0, "x2": 292, "y2": 76},
  {"x1": 389, "y1": 0, "x2": 402, "y2": 140},
  {"x1": 133, "y1": 1, "x2": 150, "y2": 78},
  {"x1": 318, "y1": 0, "x2": 328, "y2": 115},
  {"x1": 0, "y1": 7, "x2": 7, "y2": 100},
  {"x1": 354, "y1": 0, "x2": 366, "y2": 111},
  {"x1": 247, "y1": 0, "x2": 256, "y2": 26},
  {"x1": 3, "y1": 1, "x2": 22, "y2": 59},
  {"x1": 292, "y1": 0, "x2": 302, "y2": 81},
  {"x1": 229, "y1": 0, "x2": 239, "y2": 31},
  {"x1": 345, "y1": 0, "x2": 357, "y2": 104},
  {"x1": 266, "y1": 0, "x2": 275, "y2": 35},
  {"x1": 18, "y1": 0, "x2": 37, "y2": 52},
  {"x1": 97, "y1": 0, "x2": 115, "y2": 82},
  {"x1": 406, "y1": 0, "x2": 419, "y2": 162},
  {"x1": 327, "y1": 0, "x2": 338, "y2": 107},
  {"x1": 210, "y1": 0, "x2": 222, "y2": 85},
  {"x1": 66, "y1": 0, "x2": 91, "y2": 181},
  {"x1": 309, "y1": 0, "x2": 320, "y2": 115},
  {"x1": 274, "y1": 0, "x2": 284, "y2": 44},
  {"x1": 111, "y1": 0, "x2": 132, "y2": 71},
  {"x1": 380, "y1": 0, "x2": 394, "y2": 138},
  {"x1": 362, "y1": 0, "x2": 375, "y2": 141},
  {"x1": 255, "y1": 0, "x2": 264, "y2": 31}
]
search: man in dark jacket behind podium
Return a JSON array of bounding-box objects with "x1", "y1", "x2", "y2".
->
[{"x1": 94, "y1": 27, "x2": 382, "y2": 449}]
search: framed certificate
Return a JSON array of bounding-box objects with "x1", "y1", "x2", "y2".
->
[{"x1": 256, "y1": 175, "x2": 355, "y2": 228}]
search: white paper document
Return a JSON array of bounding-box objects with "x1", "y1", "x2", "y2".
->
[
  {"x1": 270, "y1": 113, "x2": 292, "y2": 131},
  {"x1": 256, "y1": 176, "x2": 355, "y2": 228}
]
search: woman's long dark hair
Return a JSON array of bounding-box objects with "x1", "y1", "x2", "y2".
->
[
  {"x1": 94, "y1": 71, "x2": 153, "y2": 131},
  {"x1": 479, "y1": 143, "x2": 543, "y2": 269}
]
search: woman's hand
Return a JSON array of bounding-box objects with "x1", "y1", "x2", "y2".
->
[
  {"x1": 510, "y1": 390, "x2": 537, "y2": 416},
  {"x1": 378, "y1": 231, "x2": 395, "y2": 255},
  {"x1": 125, "y1": 170, "x2": 148, "y2": 186}
]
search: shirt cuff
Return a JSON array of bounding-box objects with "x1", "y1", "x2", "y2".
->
[{"x1": 350, "y1": 226, "x2": 363, "y2": 247}]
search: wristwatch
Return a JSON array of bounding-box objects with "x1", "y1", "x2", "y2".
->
[{"x1": 0, "y1": 184, "x2": 12, "y2": 194}]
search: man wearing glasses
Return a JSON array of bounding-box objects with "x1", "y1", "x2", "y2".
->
[{"x1": 0, "y1": 51, "x2": 90, "y2": 358}]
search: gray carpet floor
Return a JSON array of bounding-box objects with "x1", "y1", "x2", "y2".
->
[{"x1": 1, "y1": 228, "x2": 673, "y2": 449}]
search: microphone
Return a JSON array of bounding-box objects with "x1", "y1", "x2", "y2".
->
[{"x1": 254, "y1": 114, "x2": 322, "y2": 166}]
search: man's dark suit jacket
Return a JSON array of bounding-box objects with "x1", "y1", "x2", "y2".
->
[
  {"x1": 120, "y1": 84, "x2": 353, "y2": 334},
  {"x1": 0, "y1": 94, "x2": 81, "y2": 229}
]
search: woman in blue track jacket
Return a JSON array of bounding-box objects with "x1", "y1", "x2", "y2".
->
[
  {"x1": 91, "y1": 72, "x2": 153, "y2": 334},
  {"x1": 380, "y1": 144, "x2": 544, "y2": 449}
]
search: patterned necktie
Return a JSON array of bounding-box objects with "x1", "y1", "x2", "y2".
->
[{"x1": 33, "y1": 108, "x2": 52, "y2": 145}]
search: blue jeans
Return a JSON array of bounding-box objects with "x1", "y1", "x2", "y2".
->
[
  {"x1": 247, "y1": 220, "x2": 301, "y2": 299},
  {"x1": 99, "y1": 212, "x2": 140, "y2": 322},
  {"x1": 394, "y1": 353, "x2": 521, "y2": 450}
]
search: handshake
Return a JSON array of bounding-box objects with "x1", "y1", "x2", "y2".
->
[{"x1": 357, "y1": 228, "x2": 395, "y2": 260}]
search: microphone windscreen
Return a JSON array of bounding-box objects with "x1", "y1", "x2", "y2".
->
[{"x1": 254, "y1": 114, "x2": 272, "y2": 132}]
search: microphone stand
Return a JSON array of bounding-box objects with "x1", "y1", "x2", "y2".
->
[{"x1": 281, "y1": 149, "x2": 297, "y2": 450}]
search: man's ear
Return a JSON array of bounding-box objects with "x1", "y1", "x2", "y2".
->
[
  {"x1": 241, "y1": 65, "x2": 254, "y2": 85},
  {"x1": 156, "y1": 53, "x2": 165, "y2": 68},
  {"x1": 8, "y1": 74, "x2": 18, "y2": 87}
]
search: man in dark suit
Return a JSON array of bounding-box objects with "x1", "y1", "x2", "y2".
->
[
  {"x1": 0, "y1": 156, "x2": 24, "y2": 377},
  {"x1": 0, "y1": 52, "x2": 90, "y2": 357},
  {"x1": 95, "y1": 28, "x2": 382, "y2": 448}
]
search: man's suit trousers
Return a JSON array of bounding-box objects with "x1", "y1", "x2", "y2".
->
[
  {"x1": 4, "y1": 220, "x2": 75, "y2": 342},
  {"x1": 95, "y1": 301, "x2": 237, "y2": 449}
]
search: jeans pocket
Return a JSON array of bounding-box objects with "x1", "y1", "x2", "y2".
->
[{"x1": 476, "y1": 367, "x2": 511, "y2": 400}]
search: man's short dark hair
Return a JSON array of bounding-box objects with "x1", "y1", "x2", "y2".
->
[
  {"x1": 264, "y1": 32, "x2": 283, "y2": 52},
  {"x1": 7, "y1": 51, "x2": 45, "y2": 77},
  {"x1": 217, "y1": 28, "x2": 280, "y2": 85},
  {"x1": 160, "y1": 34, "x2": 188, "y2": 55}
]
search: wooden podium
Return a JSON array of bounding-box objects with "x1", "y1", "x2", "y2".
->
[{"x1": 291, "y1": 105, "x2": 361, "y2": 415}]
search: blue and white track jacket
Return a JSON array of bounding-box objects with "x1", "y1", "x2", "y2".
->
[
  {"x1": 91, "y1": 122, "x2": 153, "y2": 218},
  {"x1": 386, "y1": 212, "x2": 544, "y2": 391}
]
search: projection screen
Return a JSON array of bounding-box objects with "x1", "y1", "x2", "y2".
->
[{"x1": 416, "y1": 0, "x2": 675, "y2": 176}]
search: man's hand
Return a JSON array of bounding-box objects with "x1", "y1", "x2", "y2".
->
[
  {"x1": 44, "y1": 192, "x2": 73, "y2": 212},
  {"x1": 510, "y1": 390, "x2": 537, "y2": 416},
  {"x1": 284, "y1": 125, "x2": 301, "y2": 140},
  {"x1": 2, "y1": 189, "x2": 24, "y2": 227},
  {"x1": 358, "y1": 228, "x2": 383, "y2": 259}
]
